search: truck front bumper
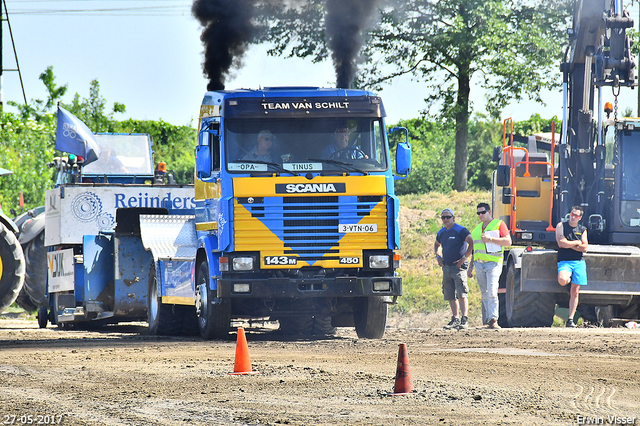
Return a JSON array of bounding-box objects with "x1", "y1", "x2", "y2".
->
[{"x1": 217, "y1": 276, "x2": 402, "y2": 299}]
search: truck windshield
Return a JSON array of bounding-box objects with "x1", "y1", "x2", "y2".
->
[
  {"x1": 82, "y1": 134, "x2": 153, "y2": 176},
  {"x1": 224, "y1": 118, "x2": 388, "y2": 173}
]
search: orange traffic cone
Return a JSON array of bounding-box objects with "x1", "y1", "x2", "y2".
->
[
  {"x1": 229, "y1": 328, "x2": 259, "y2": 375},
  {"x1": 388, "y1": 343, "x2": 413, "y2": 395}
]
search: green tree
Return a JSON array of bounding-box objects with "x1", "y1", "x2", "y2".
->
[
  {"x1": 64, "y1": 80, "x2": 126, "y2": 133},
  {"x1": 257, "y1": 0, "x2": 571, "y2": 191}
]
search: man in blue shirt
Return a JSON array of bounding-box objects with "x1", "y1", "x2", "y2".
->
[{"x1": 434, "y1": 208, "x2": 474, "y2": 330}]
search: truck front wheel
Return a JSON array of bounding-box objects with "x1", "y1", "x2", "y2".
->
[
  {"x1": 195, "y1": 261, "x2": 231, "y2": 340},
  {"x1": 353, "y1": 296, "x2": 387, "y2": 339}
]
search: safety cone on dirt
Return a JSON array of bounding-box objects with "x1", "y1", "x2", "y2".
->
[
  {"x1": 229, "y1": 328, "x2": 259, "y2": 375},
  {"x1": 388, "y1": 343, "x2": 413, "y2": 396}
]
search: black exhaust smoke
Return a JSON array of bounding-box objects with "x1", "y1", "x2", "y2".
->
[
  {"x1": 325, "y1": 0, "x2": 382, "y2": 89},
  {"x1": 192, "y1": 0, "x2": 260, "y2": 91},
  {"x1": 192, "y1": 0, "x2": 381, "y2": 91}
]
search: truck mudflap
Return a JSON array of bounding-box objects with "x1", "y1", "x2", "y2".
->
[
  {"x1": 139, "y1": 214, "x2": 197, "y2": 261},
  {"x1": 217, "y1": 276, "x2": 402, "y2": 298},
  {"x1": 521, "y1": 245, "x2": 640, "y2": 295}
]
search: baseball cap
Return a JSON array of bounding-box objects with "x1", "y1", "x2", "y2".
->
[{"x1": 441, "y1": 208, "x2": 455, "y2": 217}]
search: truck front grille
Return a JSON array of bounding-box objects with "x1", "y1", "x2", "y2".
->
[{"x1": 234, "y1": 195, "x2": 387, "y2": 266}]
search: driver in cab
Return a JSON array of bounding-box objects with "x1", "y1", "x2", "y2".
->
[{"x1": 322, "y1": 126, "x2": 367, "y2": 160}]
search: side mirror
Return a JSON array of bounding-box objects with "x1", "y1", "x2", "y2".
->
[
  {"x1": 389, "y1": 127, "x2": 411, "y2": 180},
  {"x1": 396, "y1": 142, "x2": 412, "y2": 177},
  {"x1": 496, "y1": 165, "x2": 510, "y2": 187},
  {"x1": 196, "y1": 144, "x2": 211, "y2": 179},
  {"x1": 492, "y1": 146, "x2": 502, "y2": 163}
]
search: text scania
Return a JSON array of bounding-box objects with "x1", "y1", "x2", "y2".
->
[
  {"x1": 115, "y1": 192, "x2": 197, "y2": 209},
  {"x1": 276, "y1": 183, "x2": 346, "y2": 194}
]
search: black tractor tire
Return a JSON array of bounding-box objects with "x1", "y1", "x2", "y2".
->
[
  {"x1": 278, "y1": 315, "x2": 336, "y2": 336},
  {"x1": 312, "y1": 315, "x2": 336, "y2": 336},
  {"x1": 353, "y1": 296, "x2": 388, "y2": 339},
  {"x1": 195, "y1": 261, "x2": 231, "y2": 340},
  {"x1": 21, "y1": 231, "x2": 48, "y2": 307},
  {"x1": 0, "y1": 224, "x2": 25, "y2": 313},
  {"x1": 278, "y1": 316, "x2": 313, "y2": 335},
  {"x1": 504, "y1": 263, "x2": 555, "y2": 327},
  {"x1": 180, "y1": 305, "x2": 201, "y2": 336},
  {"x1": 15, "y1": 289, "x2": 38, "y2": 312},
  {"x1": 595, "y1": 305, "x2": 616, "y2": 327},
  {"x1": 147, "y1": 263, "x2": 183, "y2": 336}
]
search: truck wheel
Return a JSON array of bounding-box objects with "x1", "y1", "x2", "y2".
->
[
  {"x1": 504, "y1": 263, "x2": 555, "y2": 327},
  {"x1": 0, "y1": 223, "x2": 25, "y2": 313},
  {"x1": 21, "y1": 231, "x2": 48, "y2": 307},
  {"x1": 147, "y1": 263, "x2": 182, "y2": 335},
  {"x1": 195, "y1": 261, "x2": 231, "y2": 340},
  {"x1": 37, "y1": 307, "x2": 48, "y2": 328},
  {"x1": 353, "y1": 296, "x2": 387, "y2": 339}
]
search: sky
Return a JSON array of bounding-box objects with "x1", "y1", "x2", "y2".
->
[{"x1": 1, "y1": 0, "x2": 639, "y2": 129}]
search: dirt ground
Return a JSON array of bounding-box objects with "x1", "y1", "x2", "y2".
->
[{"x1": 1, "y1": 314, "x2": 639, "y2": 426}]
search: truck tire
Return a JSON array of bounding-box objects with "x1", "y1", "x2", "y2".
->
[
  {"x1": 353, "y1": 296, "x2": 387, "y2": 339},
  {"x1": 195, "y1": 261, "x2": 231, "y2": 340},
  {"x1": 21, "y1": 231, "x2": 48, "y2": 307},
  {"x1": 0, "y1": 223, "x2": 25, "y2": 313},
  {"x1": 147, "y1": 263, "x2": 182, "y2": 335},
  {"x1": 504, "y1": 262, "x2": 555, "y2": 327},
  {"x1": 37, "y1": 306, "x2": 48, "y2": 328}
]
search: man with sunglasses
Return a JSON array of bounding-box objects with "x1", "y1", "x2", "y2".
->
[
  {"x1": 434, "y1": 208, "x2": 474, "y2": 330},
  {"x1": 556, "y1": 206, "x2": 588, "y2": 328},
  {"x1": 243, "y1": 130, "x2": 276, "y2": 162},
  {"x1": 468, "y1": 203, "x2": 511, "y2": 329}
]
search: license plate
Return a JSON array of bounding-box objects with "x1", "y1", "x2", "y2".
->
[{"x1": 338, "y1": 223, "x2": 377, "y2": 233}]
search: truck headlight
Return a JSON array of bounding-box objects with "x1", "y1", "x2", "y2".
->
[
  {"x1": 369, "y1": 255, "x2": 390, "y2": 269},
  {"x1": 233, "y1": 257, "x2": 254, "y2": 271}
]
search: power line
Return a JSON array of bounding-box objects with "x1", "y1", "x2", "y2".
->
[{"x1": 6, "y1": 1, "x2": 192, "y2": 16}]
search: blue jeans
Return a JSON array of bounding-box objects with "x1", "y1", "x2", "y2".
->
[{"x1": 474, "y1": 260, "x2": 502, "y2": 323}]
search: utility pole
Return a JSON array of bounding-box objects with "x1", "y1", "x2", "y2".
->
[{"x1": 0, "y1": 0, "x2": 26, "y2": 108}]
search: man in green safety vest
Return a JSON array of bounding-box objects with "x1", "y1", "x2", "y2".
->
[{"x1": 468, "y1": 203, "x2": 512, "y2": 329}]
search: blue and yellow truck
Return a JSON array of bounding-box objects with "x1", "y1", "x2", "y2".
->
[
  {"x1": 44, "y1": 87, "x2": 410, "y2": 339},
  {"x1": 141, "y1": 87, "x2": 411, "y2": 339}
]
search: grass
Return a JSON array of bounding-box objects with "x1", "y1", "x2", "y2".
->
[{"x1": 392, "y1": 190, "x2": 491, "y2": 325}]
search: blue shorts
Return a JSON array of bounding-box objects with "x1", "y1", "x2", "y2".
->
[{"x1": 557, "y1": 260, "x2": 587, "y2": 286}]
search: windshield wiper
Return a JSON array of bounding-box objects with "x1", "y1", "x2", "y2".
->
[
  {"x1": 234, "y1": 160, "x2": 300, "y2": 176},
  {"x1": 306, "y1": 158, "x2": 369, "y2": 175}
]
